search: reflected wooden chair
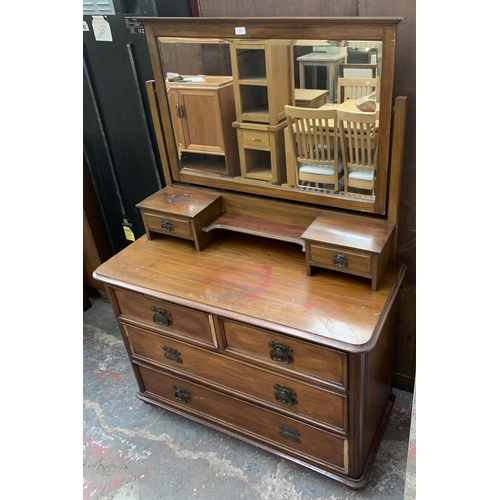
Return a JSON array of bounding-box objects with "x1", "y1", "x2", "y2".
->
[
  {"x1": 337, "y1": 109, "x2": 379, "y2": 196},
  {"x1": 339, "y1": 63, "x2": 377, "y2": 78},
  {"x1": 285, "y1": 105, "x2": 344, "y2": 191},
  {"x1": 337, "y1": 77, "x2": 379, "y2": 103}
]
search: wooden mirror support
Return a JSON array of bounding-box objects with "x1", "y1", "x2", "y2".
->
[{"x1": 94, "y1": 17, "x2": 409, "y2": 490}]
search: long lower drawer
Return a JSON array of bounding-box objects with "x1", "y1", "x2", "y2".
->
[
  {"x1": 136, "y1": 363, "x2": 347, "y2": 473},
  {"x1": 124, "y1": 323, "x2": 346, "y2": 432}
]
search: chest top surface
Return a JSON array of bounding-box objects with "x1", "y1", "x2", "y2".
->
[{"x1": 94, "y1": 233, "x2": 404, "y2": 350}]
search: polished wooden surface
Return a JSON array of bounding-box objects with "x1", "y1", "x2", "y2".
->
[
  {"x1": 95, "y1": 233, "x2": 404, "y2": 349},
  {"x1": 97, "y1": 232, "x2": 404, "y2": 488},
  {"x1": 137, "y1": 185, "x2": 222, "y2": 217},
  {"x1": 302, "y1": 211, "x2": 394, "y2": 253},
  {"x1": 294, "y1": 88, "x2": 328, "y2": 108}
]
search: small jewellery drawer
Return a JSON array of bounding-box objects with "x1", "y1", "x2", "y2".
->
[
  {"x1": 222, "y1": 319, "x2": 347, "y2": 389},
  {"x1": 241, "y1": 130, "x2": 270, "y2": 149},
  {"x1": 141, "y1": 212, "x2": 192, "y2": 240},
  {"x1": 309, "y1": 244, "x2": 371, "y2": 276},
  {"x1": 124, "y1": 324, "x2": 347, "y2": 432},
  {"x1": 137, "y1": 363, "x2": 347, "y2": 472},
  {"x1": 113, "y1": 288, "x2": 213, "y2": 344}
]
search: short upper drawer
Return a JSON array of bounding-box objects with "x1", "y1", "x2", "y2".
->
[
  {"x1": 241, "y1": 130, "x2": 270, "y2": 149},
  {"x1": 124, "y1": 323, "x2": 347, "y2": 432},
  {"x1": 113, "y1": 287, "x2": 213, "y2": 344},
  {"x1": 222, "y1": 319, "x2": 347, "y2": 389},
  {"x1": 137, "y1": 363, "x2": 347, "y2": 472},
  {"x1": 309, "y1": 244, "x2": 371, "y2": 275},
  {"x1": 141, "y1": 212, "x2": 192, "y2": 240}
]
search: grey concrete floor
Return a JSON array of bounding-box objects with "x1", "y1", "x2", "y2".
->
[{"x1": 83, "y1": 290, "x2": 414, "y2": 500}]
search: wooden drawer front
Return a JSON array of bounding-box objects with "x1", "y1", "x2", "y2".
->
[
  {"x1": 142, "y1": 212, "x2": 192, "y2": 240},
  {"x1": 222, "y1": 320, "x2": 347, "y2": 389},
  {"x1": 310, "y1": 244, "x2": 371, "y2": 275},
  {"x1": 241, "y1": 130, "x2": 271, "y2": 149},
  {"x1": 137, "y1": 363, "x2": 347, "y2": 471},
  {"x1": 114, "y1": 288, "x2": 213, "y2": 344},
  {"x1": 124, "y1": 324, "x2": 347, "y2": 432}
]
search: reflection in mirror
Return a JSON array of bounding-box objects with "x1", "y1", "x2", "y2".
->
[{"x1": 157, "y1": 37, "x2": 382, "y2": 201}]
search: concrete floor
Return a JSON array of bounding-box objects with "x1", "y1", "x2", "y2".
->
[{"x1": 83, "y1": 289, "x2": 415, "y2": 500}]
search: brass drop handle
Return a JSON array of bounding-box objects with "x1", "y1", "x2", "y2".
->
[
  {"x1": 162, "y1": 346, "x2": 183, "y2": 364},
  {"x1": 274, "y1": 384, "x2": 297, "y2": 406},
  {"x1": 269, "y1": 341, "x2": 294, "y2": 364},
  {"x1": 152, "y1": 306, "x2": 172, "y2": 326},
  {"x1": 173, "y1": 385, "x2": 191, "y2": 404},
  {"x1": 279, "y1": 425, "x2": 301, "y2": 443},
  {"x1": 333, "y1": 253, "x2": 348, "y2": 268},
  {"x1": 161, "y1": 219, "x2": 174, "y2": 232}
]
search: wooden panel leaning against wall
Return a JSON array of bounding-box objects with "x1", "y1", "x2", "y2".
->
[
  {"x1": 83, "y1": 155, "x2": 114, "y2": 305},
  {"x1": 196, "y1": 0, "x2": 416, "y2": 390}
]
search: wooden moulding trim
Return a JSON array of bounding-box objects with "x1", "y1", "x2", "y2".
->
[
  {"x1": 139, "y1": 17, "x2": 405, "y2": 36},
  {"x1": 145, "y1": 80, "x2": 172, "y2": 186},
  {"x1": 92, "y1": 265, "x2": 405, "y2": 355},
  {"x1": 387, "y1": 96, "x2": 408, "y2": 226},
  {"x1": 144, "y1": 24, "x2": 180, "y2": 186},
  {"x1": 362, "y1": 263, "x2": 407, "y2": 352},
  {"x1": 176, "y1": 170, "x2": 378, "y2": 213},
  {"x1": 372, "y1": 26, "x2": 397, "y2": 214}
]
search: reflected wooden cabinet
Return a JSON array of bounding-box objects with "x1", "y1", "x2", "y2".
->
[
  {"x1": 230, "y1": 40, "x2": 294, "y2": 183},
  {"x1": 230, "y1": 39, "x2": 294, "y2": 126},
  {"x1": 94, "y1": 16, "x2": 409, "y2": 491},
  {"x1": 233, "y1": 121, "x2": 287, "y2": 184},
  {"x1": 167, "y1": 76, "x2": 239, "y2": 176}
]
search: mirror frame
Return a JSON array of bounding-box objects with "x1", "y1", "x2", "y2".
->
[{"x1": 141, "y1": 16, "x2": 404, "y2": 215}]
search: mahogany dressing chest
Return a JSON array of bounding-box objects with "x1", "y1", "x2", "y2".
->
[{"x1": 94, "y1": 16, "x2": 408, "y2": 489}]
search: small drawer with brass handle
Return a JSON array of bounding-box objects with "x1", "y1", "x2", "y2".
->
[
  {"x1": 241, "y1": 130, "x2": 270, "y2": 149},
  {"x1": 223, "y1": 319, "x2": 347, "y2": 389},
  {"x1": 113, "y1": 287, "x2": 213, "y2": 344},
  {"x1": 141, "y1": 212, "x2": 192, "y2": 240},
  {"x1": 301, "y1": 212, "x2": 396, "y2": 291},
  {"x1": 309, "y1": 245, "x2": 371, "y2": 274}
]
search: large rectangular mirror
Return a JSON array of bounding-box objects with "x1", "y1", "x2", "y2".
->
[{"x1": 142, "y1": 17, "x2": 403, "y2": 215}]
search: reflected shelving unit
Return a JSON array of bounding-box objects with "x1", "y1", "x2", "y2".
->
[{"x1": 230, "y1": 39, "x2": 294, "y2": 183}]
